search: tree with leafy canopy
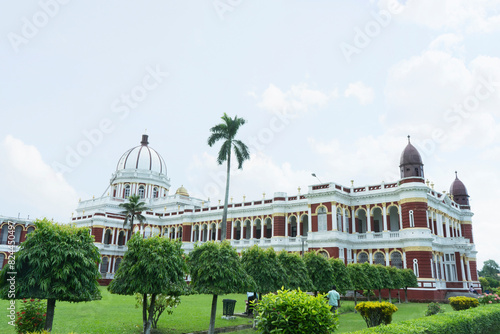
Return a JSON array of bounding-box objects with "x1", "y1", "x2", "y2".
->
[
  {"x1": 304, "y1": 251, "x2": 335, "y2": 295},
  {"x1": 400, "y1": 268, "x2": 418, "y2": 303},
  {"x1": 374, "y1": 265, "x2": 392, "y2": 302},
  {"x1": 108, "y1": 233, "x2": 187, "y2": 334},
  {"x1": 188, "y1": 241, "x2": 255, "y2": 334},
  {"x1": 207, "y1": 113, "x2": 250, "y2": 241},
  {"x1": 0, "y1": 218, "x2": 101, "y2": 332},
  {"x1": 360, "y1": 262, "x2": 382, "y2": 301},
  {"x1": 386, "y1": 266, "x2": 403, "y2": 303},
  {"x1": 479, "y1": 260, "x2": 500, "y2": 279},
  {"x1": 119, "y1": 194, "x2": 149, "y2": 236},
  {"x1": 277, "y1": 250, "x2": 314, "y2": 291},
  {"x1": 347, "y1": 263, "x2": 369, "y2": 306},
  {"x1": 241, "y1": 245, "x2": 287, "y2": 299},
  {"x1": 329, "y1": 258, "x2": 352, "y2": 295}
]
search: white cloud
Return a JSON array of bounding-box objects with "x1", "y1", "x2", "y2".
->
[
  {"x1": 385, "y1": 0, "x2": 500, "y2": 33},
  {"x1": 257, "y1": 83, "x2": 337, "y2": 116},
  {"x1": 428, "y1": 33, "x2": 464, "y2": 55},
  {"x1": 0, "y1": 135, "x2": 79, "y2": 222},
  {"x1": 344, "y1": 81, "x2": 375, "y2": 105}
]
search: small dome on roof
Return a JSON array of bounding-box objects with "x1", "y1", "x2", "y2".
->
[
  {"x1": 450, "y1": 172, "x2": 469, "y2": 206},
  {"x1": 116, "y1": 134, "x2": 167, "y2": 175},
  {"x1": 175, "y1": 185, "x2": 189, "y2": 197},
  {"x1": 399, "y1": 136, "x2": 424, "y2": 179}
]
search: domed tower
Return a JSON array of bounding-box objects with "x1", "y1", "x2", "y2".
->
[
  {"x1": 110, "y1": 134, "x2": 171, "y2": 199},
  {"x1": 450, "y1": 171, "x2": 470, "y2": 207},
  {"x1": 399, "y1": 136, "x2": 424, "y2": 179}
]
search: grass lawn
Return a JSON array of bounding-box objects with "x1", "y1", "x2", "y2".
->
[
  {"x1": 0, "y1": 286, "x2": 252, "y2": 333},
  {"x1": 0, "y1": 291, "x2": 465, "y2": 334},
  {"x1": 225, "y1": 300, "x2": 455, "y2": 334}
]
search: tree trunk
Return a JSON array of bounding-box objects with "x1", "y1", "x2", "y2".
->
[
  {"x1": 142, "y1": 294, "x2": 148, "y2": 333},
  {"x1": 221, "y1": 151, "x2": 231, "y2": 241},
  {"x1": 404, "y1": 287, "x2": 408, "y2": 303},
  {"x1": 44, "y1": 298, "x2": 56, "y2": 332},
  {"x1": 398, "y1": 290, "x2": 401, "y2": 303},
  {"x1": 378, "y1": 289, "x2": 382, "y2": 302},
  {"x1": 354, "y1": 290, "x2": 357, "y2": 306},
  {"x1": 208, "y1": 294, "x2": 218, "y2": 334},
  {"x1": 367, "y1": 290, "x2": 371, "y2": 301},
  {"x1": 143, "y1": 293, "x2": 156, "y2": 334},
  {"x1": 388, "y1": 289, "x2": 392, "y2": 303}
]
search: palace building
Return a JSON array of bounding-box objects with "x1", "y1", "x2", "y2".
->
[{"x1": 1, "y1": 134, "x2": 479, "y2": 301}]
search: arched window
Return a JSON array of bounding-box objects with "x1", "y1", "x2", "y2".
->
[
  {"x1": 235, "y1": 221, "x2": 241, "y2": 240},
  {"x1": 245, "y1": 220, "x2": 251, "y2": 239},
  {"x1": 100, "y1": 257, "x2": 109, "y2": 274},
  {"x1": 318, "y1": 207, "x2": 327, "y2": 232},
  {"x1": 301, "y1": 215, "x2": 309, "y2": 237},
  {"x1": 14, "y1": 226, "x2": 22, "y2": 244},
  {"x1": 409, "y1": 210, "x2": 415, "y2": 227},
  {"x1": 255, "y1": 219, "x2": 262, "y2": 239},
  {"x1": 357, "y1": 210, "x2": 367, "y2": 233},
  {"x1": 318, "y1": 250, "x2": 329, "y2": 258},
  {"x1": 336, "y1": 208, "x2": 342, "y2": 231},
  {"x1": 358, "y1": 252, "x2": 369, "y2": 263},
  {"x1": 27, "y1": 226, "x2": 35, "y2": 235},
  {"x1": 389, "y1": 206, "x2": 399, "y2": 231},
  {"x1": 114, "y1": 258, "x2": 122, "y2": 272},
  {"x1": 290, "y1": 216, "x2": 297, "y2": 237},
  {"x1": 413, "y1": 258, "x2": 419, "y2": 277},
  {"x1": 391, "y1": 252, "x2": 403, "y2": 269},
  {"x1": 144, "y1": 226, "x2": 152, "y2": 238},
  {"x1": 210, "y1": 223, "x2": 217, "y2": 241},
  {"x1": 374, "y1": 252, "x2": 385, "y2": 265},
  {"x1": 1, "y1": 225, "x2": 8, "y2": 244},
  {"x1": 104, "y1": 229, "x2": 112, "y2": 245},
  {"x1": 124, "y1": 185, "x2": 131, "y2": 198},
  {"x1": 117, "y1": 231, "x2": 125, "y2": 246},
  {"x1": 153, "y1": 187, "x2": 159, "y2": 198},
  {"x1": 265, "y1": 219, "x2": 272, "y2": 238},
  {"x1": 138, "y1": 185, "x2": 145, "y2": 199},
  {"x1": 0, "y1": 253, "x2": 4, "y2": 270},
  {"x1": 193, "y1": 225, "x2": 199, "y2": 241},
  {"x1": 177, "y1": 227, "x2": 183, "y2": 240}
]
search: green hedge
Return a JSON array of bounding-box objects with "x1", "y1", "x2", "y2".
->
[{"x1": 352, "y1": 304, "x2": 500, "y2": 334}]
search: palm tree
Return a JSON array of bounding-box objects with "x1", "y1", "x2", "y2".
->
[
  {"x1": 119, "y1": 194, "x2": 149, "y2": 237},
  {"x1": 208, "y1": 113, "x2": 250, "y2": 241}
]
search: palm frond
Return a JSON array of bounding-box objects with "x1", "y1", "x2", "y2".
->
[{"x1": 217, "y1": 140, "x2": 231, "y2": 165}]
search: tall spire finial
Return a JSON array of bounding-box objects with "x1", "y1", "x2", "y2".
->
[
  {"x1": 407, "y1": 135, "x2": 411, "y2": 143},
  {"x1": 455, "y1": 171, "x2": 458, "y2": 179},
  {"x1": 141, "y1": 134, "x2": 149, "y2": 146}
]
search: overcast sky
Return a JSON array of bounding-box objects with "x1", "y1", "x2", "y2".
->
[{"x1": 2, "y1": 1, "x2": 500, "y2": 269}]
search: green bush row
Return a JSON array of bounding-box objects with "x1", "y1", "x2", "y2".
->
[{"x1": 352, "y1": 304, "x2": 500, "y2": 334}]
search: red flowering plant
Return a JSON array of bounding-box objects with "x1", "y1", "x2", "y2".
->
[{"x1": 15, "y1": 298, "x2": 47, "y2": 334}]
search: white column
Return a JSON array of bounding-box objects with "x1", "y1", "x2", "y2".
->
[
  {"x1": 369, "y1": 251, "x2": 373, "y2": 264},
  {"x1": 343, "y1": 208, "x2": 347, "y2": 232},
  {"x1": 398, "y1": 205, "x2": 403, "y2": 230},
  {"x1": 308, "y1": 207, "x2": 312, "y2": 232},
  {"x1": 271, "y1": 217, "x2": 275, "y2": 237},
  {"x1": 426, "y1": 210, "x2": 429, "y2": 228},
  {"x1": 367, "y1": 207, "x2": 372, "y2": 232},
  {"x1": 382, "y1": 206, "x2": 388, "y2": 232},
  {"x1": 403, "y1": 251, "x2": 407, "y2": 269},
  {"x1": 297, "y1": 216, "x2": 301, "y2": 237},
  {"x1": 430, "y1": 258, "x2": 435, "y2": 278},
  {"x1": 352, "y1": 208, "x2": 356, "y2": 233},
  {"x1": 215, "y1": 223, "x2": 219, "y2": 241},
  {"x1": 333, "y1": 206, "x2": 338, "y2": 231},
  {"x1": 385, "y1": 250, "x2": 390, "y2": 266},
  {"x1": 466, "y1": 259, "x2": 472, "y2": 281},
  {"x1": 231, "y1": 221, "x2": 234, "y2": 240},
  {"x1": 250, "y1": 220, "x2": 254, "y2": 239},
  {"x1": 199, "y1": 226, "x2": 202, "y2": 242},
  {"x1": 459, "y1": 222, "x2": 463, "y2": 237},
  {"x1": 190, "y1": 226, "x2": 193, "y2": 242},
  {"x1": 445, "y1": 218, "x2": 450, "y2": 237},
  {"x1": 284, "y1": 215, "x2": 288, "y2": 236},
  {"x1": 460, "y1": 255, "x2": 466, "y2": 281}
]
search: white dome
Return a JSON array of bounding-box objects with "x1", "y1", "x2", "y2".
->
[{"x1": 116, "y1": 135, "x2": 167, "y2": 175}]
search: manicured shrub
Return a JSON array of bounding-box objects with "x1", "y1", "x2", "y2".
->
[
  {"x1": 256, "y1": 288, "x2": 338, "y2": 333},
  {"x1": 354, "y1": 301, "x2": 398, "y2": 328},
  {"x1": 449, "y1": 296, "x2": 479, "y2": 311},
  {"x1": 478, "y1": 292, "x2": 500, "y2": 305},
  {"x1": 425, "y1": 302, "x2": 444, "y2": 316},
  {"x1": 15, "y1": 298, "x2": 47, "y2": 334}
]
